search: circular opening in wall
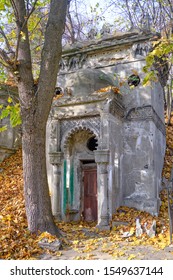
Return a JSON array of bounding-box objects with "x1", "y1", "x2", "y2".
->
[
  {"x1": 87, "y1": 136, "x2": 98, "y2": 151},
  {"x1": 55, "y1": 87, "x2": 63, "y2": 95},
  {"x1": 128, "y1": 74, "x2": 140, "y2": 87}
]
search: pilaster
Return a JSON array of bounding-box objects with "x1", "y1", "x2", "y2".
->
[
  {"x1": 95, "y1": 149, "x2": 110, "y2": 229},
  {"x1": 49, "y1": 152, "x2": 64, "y2": 220}
]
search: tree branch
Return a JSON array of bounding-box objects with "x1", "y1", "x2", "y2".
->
[
  {"x1": 10, "y1": 0, "x2": 19, "y2": 21},
  {"x1": 0, "y1": 27, "x2": 15, "y2": 57},
  {"x1": 0, "y1": 48, "x2": 15, "y2": 70},
  {"x1": 10, "y1": 0, "x2": 34, "y2": 87},
  {"x1": 125, "y1": 0, "x2": 134, "y2": 28},
  {"x1": 11, "y1": 0, "x2": 38, "y2": 68},
  {"x1": 66, "y1": 1, "x2": 76, "y2": 43},
  {"x1": 26, "y1": 0, "x2": 38, "y2": 20},
  {"x1": 38, "y1": 0, "x2": 68, "y2": 115}
]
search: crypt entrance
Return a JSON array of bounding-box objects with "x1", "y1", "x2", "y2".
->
[
  {"x1": 47, "y1": 31, "x2": 166, "y2": 228},
  {"x1": 82, "y1": 137, "x2": 98, "y2": 222},
  {"x1": 63, "y1": 128, "x2": 98, "y2": 222},
  {"x1": 82, "y1": 161, "x2": 97, "y2": 222},
  {"x1": 47, "y1": 68, "x2": 125, "y2": 229}
]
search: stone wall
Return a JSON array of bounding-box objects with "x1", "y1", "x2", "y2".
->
[
  {"x1": 0, "y1": 85, "x2": 21, "y2": 162},
  {"x1": 47, "y1": 31, "x2": 166, "y2": 219},
  {"x1": 108, "y1": 114, "x2": 123, "y2": 215},
  {"x1": 122, "y1": 120, "x2": 165, "y2": 215}
]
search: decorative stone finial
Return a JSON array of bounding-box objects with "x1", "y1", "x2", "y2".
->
[
  {"x1": 88, "y1": 28, "x2": 97, "y2": 40},
  {"x1": 140, "y1": 13, "x2": 151, "y2": 33},
  {"x1": 100, "y1": 23, "x2": 111, "y2": 36}
]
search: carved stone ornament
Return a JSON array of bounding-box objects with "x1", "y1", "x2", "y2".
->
[
  {"x1": 88, "y1": 28, "x2": 97, "y2": 40},
  {"x1": 60, "y1": 116, "x2": 100, "y2": 141},
  {"x1": 60, "y1": 116, "x2": 100, "y2": 152},
  {"x1": 100, "y1": 23, "x2": 111, "y2": 36},
  {"x1": 59, "y1": 53, "x2": 87, "y2": 72},
  {"x1": 126, "y1": 105, "x2": 166, "y2": 135},
  {"x1": 132, "y1": 42, "x2": 152, "y2": 58},
  {"x1": 50, "y1": 121, "x2": 57, "y2": 139},
  {"x1": 49, "y1": 152, "x2": 63, "y2": 165},
  {"x1": 110, "y1": 97, "x2": 125, "y2": 118},
  {"x1": 140, "y1": 13, "x2": 151, "y2": 33}
]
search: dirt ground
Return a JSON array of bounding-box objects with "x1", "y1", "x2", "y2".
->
[
  {"x1": 39, "y1": 226, "x2": 173, "y2": 260},
  {"x1": 40, "y1": 244, "x2": 173, "y2": 261}
]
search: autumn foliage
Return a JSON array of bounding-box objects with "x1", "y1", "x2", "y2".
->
[
  {"x1": 162, "y1": 112, "x2": 173, "y2": 179},
  {"x1": 0, "y1": 150, "x2": 43, "y2": 259},
  {"x1": 0, "y1": 115, "x2": 173, "y2": 259}
]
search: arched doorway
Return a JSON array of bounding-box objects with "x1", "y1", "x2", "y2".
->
[
  {"x1": 82, "y1": 161, "x2": 97, "y2": 221},
  {"x1": 62, "y1": 127, "x2": 98, "y2": 222},
  {"x1": 81, "y1": 136, "x2": 98, "y2": 221}
]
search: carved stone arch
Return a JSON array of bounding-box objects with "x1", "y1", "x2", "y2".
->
[{"x1": 61, "y1": 124, "x2": 99, "y2": 153}]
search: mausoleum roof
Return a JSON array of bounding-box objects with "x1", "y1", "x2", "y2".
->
[{"x1": 63, "y1": 68, "x2": 115, "y2": 97}]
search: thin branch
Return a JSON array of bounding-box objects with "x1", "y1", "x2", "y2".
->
[
  {"x1": 11, "y1": 0, "x2": 38, "y2": 69},
  {"x1": 125, "y1": 0, "x2": 134, "y2": 28},
  {"x1": 10, "y1": 0, "x2": 19, "y2": 21},
  {"x1": 0, "y1": 49, "x2": 15, "y2": 71},
  {"x1": 26, "y1": 0, "x2": 30, "y2": 13},
  {"x1": 66, "y1": 1, "x2": 76, "y2": 43},
  {"x1": 31, "y1": 42, "x2": 44, "y2": 52},
  {"x1": 13, "y1": 31, "x2": 21, "y2": 69},
  {"x1": 26, "y1": 0, "x2": 38, "y2": 20},
  {"x1": 167, "y1": 0, "x2": 173, "y2": 14},
  {"x1": 29, "y1": 13, "x2": 48, "y2": 36},
  {"x1": 19, "y1": 0, "x2": 38, "y2": 31},
  {"x1": 0, "y1": 27, "x2": 14, "y2": 56},
  {"x1": 0, "y1": 58, "x2": 10, "y2": 68}
]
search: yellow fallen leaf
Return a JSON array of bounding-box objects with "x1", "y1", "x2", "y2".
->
[
  {"x1": 128, "y1": 254, "x2": 136, "y2": 260},
  {"x1": 73, "y1": 240, "x2": 79, "y2": 245},
  {"x1": 118, "y1": 251, "x2": 125, "y2": 257},
  {"x1": 85, "y1": 254, "x2": 95, "y2": 260}
]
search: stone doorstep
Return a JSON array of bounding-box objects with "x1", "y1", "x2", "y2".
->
[
  {"x1": 96, "y1": 225, "x2": 110, "y2": 231},
  {"x1": 164, "y1": 244, "x2": 173, "y2": 252},
  {"x1": 38, "y1": 238, "x2": 62, "y2": 252},
  {"x1": 112, "y1": 221, "x2": 129, "y2": 227}
]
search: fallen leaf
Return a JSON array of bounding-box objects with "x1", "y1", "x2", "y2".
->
[{"x1": 128, "y1": 254, "x2": 136, "y2": 260}]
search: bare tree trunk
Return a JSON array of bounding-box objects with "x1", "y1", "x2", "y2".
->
[
  {"x1": 10, "y1": 0, "x2": 68, "y2": 236},
  {"x1": 22, "y1": 115, "x2": 60, "y2": 235},
  {"x1": 166, "y1": 76, "x2": 173, "y2": 125}
]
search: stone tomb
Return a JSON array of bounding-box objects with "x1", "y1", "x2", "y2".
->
[{"x1": 46, "y1": 31, "x2": 166, "y2": 229}]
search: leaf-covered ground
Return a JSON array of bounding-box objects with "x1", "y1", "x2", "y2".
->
[{"x1": 1, "y1": 113, "x2": 173, "y2": 260}]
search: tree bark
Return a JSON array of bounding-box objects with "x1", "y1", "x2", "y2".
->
[
  {"x1": 22, "y1": 118, "x2": 60, "y2": 235},
  {"x1": 11, "y1": 0, "x2": 68, "y2": 236}
]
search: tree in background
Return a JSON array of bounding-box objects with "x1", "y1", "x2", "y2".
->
[
  {"x1": 0, "y1": 0, "x2": 68, "y2": 236},
  {"x1": 107, "y1": 0, "x2": 173, "y2": 122},
  {"x1": 1, "y1": 0, "x2": 173, "y2": 237},
  {"x1": 63, "y1": 0, "x2": 112, "y2": 44},
  {"x1": 107, "y1": 0, "x2": 172, "y2": 33}
]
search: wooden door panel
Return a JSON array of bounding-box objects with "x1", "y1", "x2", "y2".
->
[{"x1": 83, "y1": 168, "x2": 97, "y2": 221}]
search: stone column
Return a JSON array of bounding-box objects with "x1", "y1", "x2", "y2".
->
[
  {"x1": 49, "y1": 152, "x2": 63, "y2": 220},
  {"x1": 94, "y1": 149, "x2": 110, "y2": 229}
]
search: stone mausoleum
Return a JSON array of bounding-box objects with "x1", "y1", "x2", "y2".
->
[{"x1": 46, "y1": 30, "x2": 166, "y2": 229}]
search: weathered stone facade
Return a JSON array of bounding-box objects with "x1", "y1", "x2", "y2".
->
[
  {"x1": 0, "y1": 85, "x2": 21, "y2": 162},
  {"x1": 47, "y1": 31, "x2": 166, "y2": 228}
]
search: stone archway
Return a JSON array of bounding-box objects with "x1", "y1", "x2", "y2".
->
[
  {"x1": 60, "y1": 118, "x2": 99, "y2": 154},
  {"x1": 61, "y1": 126, "x2": 99, "y2": 222}
]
